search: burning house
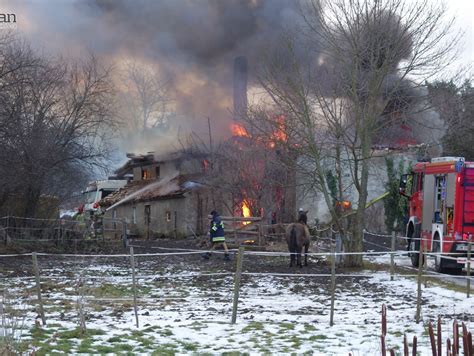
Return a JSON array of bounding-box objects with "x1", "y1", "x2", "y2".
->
[
  {"x1": 226, "y1": 56, "x2": 297, "y2": 224},
  {"x1": 100, "y1": 151, "x2": 221, "y2": 239}
]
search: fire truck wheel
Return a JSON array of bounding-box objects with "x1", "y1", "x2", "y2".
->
[
  {"x1": 446, "y1": 267, "x2": 463, "y2": 275},
  {"x1": 409, "y1": 238, "x2": 421, "y2": 267},
  {"x1": 433, "y1": 235, "x2": 446, "y2": 273}
]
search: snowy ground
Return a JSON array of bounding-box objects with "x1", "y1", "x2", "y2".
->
[{"x1": 0, "y1": 251, "x2": 472, "y2": 355}]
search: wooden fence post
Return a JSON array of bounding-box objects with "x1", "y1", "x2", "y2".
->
[
  {"x1": 231, "y1": 246, "x2": 245, "y2": 324},
  {"x1": 130, "y1": 246, "x2": 139, "y2": 328},
  {"x1": 428, "y1": 321, "x2": 436, "y2": 356},
  {"x1": 415, "y1": 246, "x2": 423, "y2": 323},
  {"x1": 258, "y1": 222, "x2": 262, "y2": 246},
  {"x1": 437, "y1": 316, "x2": 442, "y2": 356},
  {"x1": 4, "y1": 216, "x2": 9, "y2": 246},
  {"x1": 390, "y1": 232, "x2": 396, "y2": 281},
  {"x1": 329, "y1": 244, "x2": 336, "y2": 326},
  {"x1": 453, "y1": 319, "x2": 459, "y2": 356},
  {"x1": 32, "y1": 252, "x2": 46, "y2": 325},
  {"x1": 403, "y1": 334, "x2": 408, "y2": 356},
  {"x1": 122, "y1": 220, "x2": 128, "y2": 248},
  {"x1": 467, "y1": 236, "x2": 471, "y2": 298},
  {"x1": 78, "y1": 274, "x2": 86, "y2": 334}
]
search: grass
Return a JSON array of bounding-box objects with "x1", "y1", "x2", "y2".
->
[
  {"x1": 27, "y1": 326, "x2": 109, "y2": 355},
  {"x1": 57, "y1": 327, "x2": 105, "y2": 339},
  {"x1": 241, "y1": 321, "x2": 265, "y2": 333},
  {"x1": 308, "y1": 334, "x2": 328, "y2": 341},
  {"x1": 304, "y1": 323, "x2": 317, "y2": 331},
  {"x1": 279, "y1": 322, "x2": 295, "y2": 331},
  {"x1": 84, "y1": 283, "x2": 151, "y2": 298},
  {"x1": 180, "y1": 340, "x2": 199, "y2": 351},
  {"x1": 159, "y1": 328, "x2": 173, "y2": 337},
  {"x1": 151, "y1": 343, "x2": 179, "y2": 355}
]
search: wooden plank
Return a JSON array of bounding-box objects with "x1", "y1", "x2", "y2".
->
[
  {"x1": 207, "y1": 215, "x2": 262, "y2": 222},
  {"x1": 225, "y1": 230, "x2": 260, "y2": 236}
]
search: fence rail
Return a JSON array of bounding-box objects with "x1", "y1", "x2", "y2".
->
[
  {"x1": 0, "y1": 215, "x2": 127, "y2": 246},
  {"x1": 0, "y1": 241, "x2": 471, "y2": 330}
]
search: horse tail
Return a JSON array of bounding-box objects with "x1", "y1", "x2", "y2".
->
[{"x1": 290, "y1": 225, "x2": 297, "y2": 252}]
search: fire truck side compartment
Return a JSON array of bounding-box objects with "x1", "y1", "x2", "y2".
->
[
  {"x1": 422, "y1": 174, "x2": 435, "y2": 233},
  {"x1": 446, "y1": 173, "x2": 456, "y2": 208}
]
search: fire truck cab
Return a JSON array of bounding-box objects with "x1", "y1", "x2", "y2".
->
[
  {"x1": 400, "y1": 157, "x2": 473, "y2": 273},
  {"x1": 82, "y1": 179, "x2": 127, "y2": 213}
]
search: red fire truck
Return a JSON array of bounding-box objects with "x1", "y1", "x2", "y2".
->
[{"x1": 400, "y1": 157, "x2": 473, "y2": 273}]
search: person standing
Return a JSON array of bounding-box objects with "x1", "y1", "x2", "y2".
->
[
  {"x1": 203, "y1": 210, "x2": 230, "y2": 260},
  {"x1": 298, "y1": 208, "x2": 308, "y2": 225}
]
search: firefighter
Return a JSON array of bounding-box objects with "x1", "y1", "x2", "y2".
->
[
  {"x1": 203, "y1": 210, "x2": 230, "y2": 260},
  {"x1": 74, "y1": 206, "x2": 87, "y2": 239},
  {"x1": 298, "y1": 208, "x2": 308, "y2": 225}
]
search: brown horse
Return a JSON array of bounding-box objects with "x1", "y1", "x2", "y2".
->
[{"x1": 285, "y1": 223, "x2": 310, "y2": 267}]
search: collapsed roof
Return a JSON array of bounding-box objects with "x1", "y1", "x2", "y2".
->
[{"x1": 100, "y1": 174, "x2": 205, "y2": 208}]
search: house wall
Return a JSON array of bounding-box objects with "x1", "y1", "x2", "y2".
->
[
  {"x1": 104, "y1": 186, "x2": 220, "y2": 239},
  {"x1": 105, "y1": 197, "x2": 187, "y2": 238}
]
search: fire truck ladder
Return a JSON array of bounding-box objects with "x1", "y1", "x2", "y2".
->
[{"x1": 462, "y1": 168, "x2": 474, "y2": 234}]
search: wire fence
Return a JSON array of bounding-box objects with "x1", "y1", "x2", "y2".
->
[
  {"x1": 0, "y1": 236, "x2": 472, "y2": 333},
  {"x1": 0, "y1": 215, "x2": 126, "y2": 246}
]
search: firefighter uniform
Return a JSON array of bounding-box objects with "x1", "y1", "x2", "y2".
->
[
  {"x1": 203, "y1": 210, "x2": 230, "y2": 260},
  {"x1": 210, "y1": 216, "x2": 225, "y2": 243}
]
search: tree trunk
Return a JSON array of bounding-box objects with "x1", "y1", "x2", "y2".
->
[
  {"x1": 344, "y1": 127, "x2": 371, "y2": 267},
  {"x1": 23, "y1": 185, "x2": 42, "y2": 218}
]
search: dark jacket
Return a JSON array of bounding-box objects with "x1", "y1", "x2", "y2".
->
[
  {"x1": 210, "y1": 215, "x2": 225, "y2": 239},
  {"x1": 298, "y1": 211, "x2": 307, "y2": 225}
]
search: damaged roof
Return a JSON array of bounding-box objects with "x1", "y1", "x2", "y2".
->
[
  {"x1": 100, "y1": 174, "x2": 205, "y2": 207},
  {"x1": 115, "y1": 151, "x2": 208, "y2": 177}
]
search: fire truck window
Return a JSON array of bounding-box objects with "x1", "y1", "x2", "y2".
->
[
  {"x1": 419, "y1": 174, "x2": 424, "y2": 191},
  {"x1": 411, "y1": 174, "x2": 418, "y2": 194},
  {"x1": 101, "y1": 190, "x2": 113, "y2": 199},
  {"x1": 434, "y1": 176, "x2": 446, "y2": 220}
]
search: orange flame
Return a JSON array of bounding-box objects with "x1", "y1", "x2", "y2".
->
[
  {"x1": 242, "y1": 200, "x2": 251, "y2": 225},
  {"x1": 269, "y1": 115, "x2": 287, "y2": 146},
  {"x1": 231, "y1": 123, "x2": 250, "y2": 137}
]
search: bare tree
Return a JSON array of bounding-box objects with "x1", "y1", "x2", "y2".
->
[
  {"x1": 249, "y1": 0, "x2": 460, "y2": 266},
  {"x1": 119, "y1": 61, "x2": 173, "y2": 133},
  {"x1": 428, "y1": 79, "x2": 474, "y2": 159},
  {"x1": 0, "y1": 38, "x2": 116, "y2": 217}
]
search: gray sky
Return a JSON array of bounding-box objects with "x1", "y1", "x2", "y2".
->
[
  {"x1": 440, "y1": 0, "x2": 473, "y2": 74},
  {"x1": 1, "y1": 0, "x2": 472, "y2": 70}
]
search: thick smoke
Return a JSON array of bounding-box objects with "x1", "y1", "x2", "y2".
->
[
  {"x1": 4, "y1": 0, "x2": 445, "y2": 157},
  {"x1": 3, "y1": 0, "x2": 307, "y2": 154},
  {"x1": 79, "y1": 0, "x2": 306, "y2": 139}
]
